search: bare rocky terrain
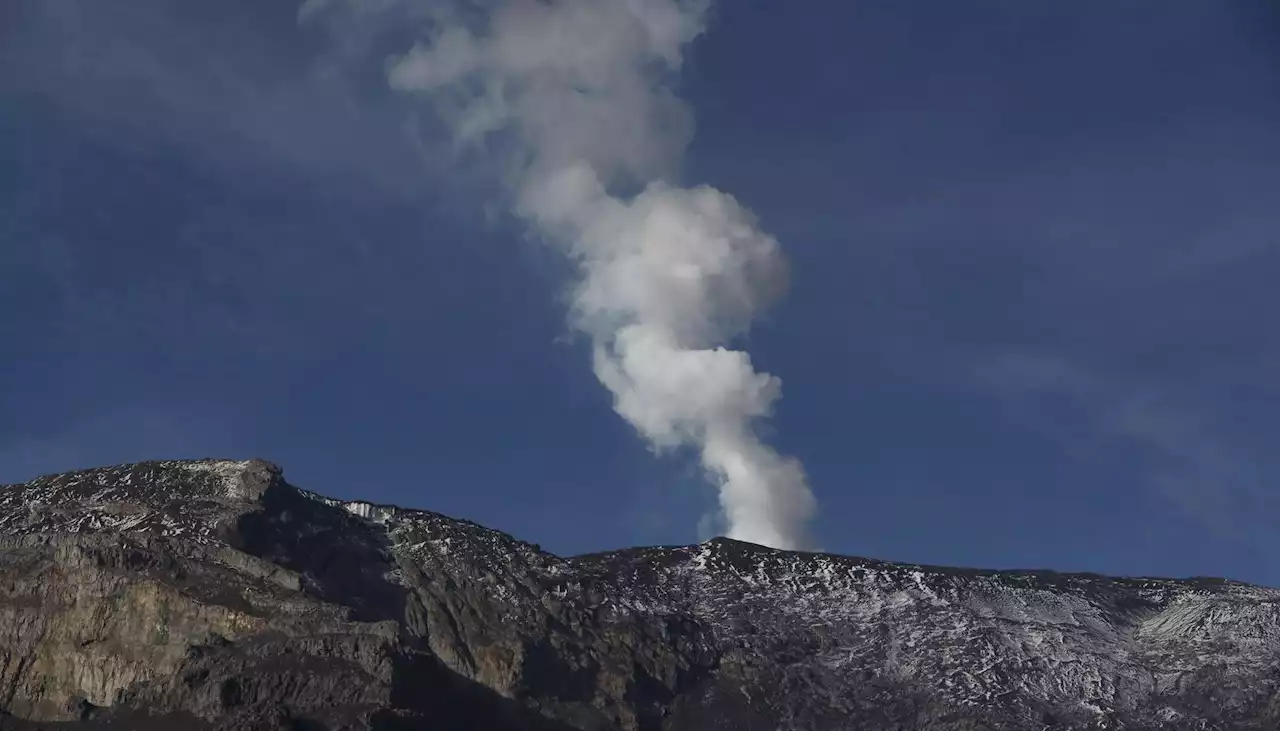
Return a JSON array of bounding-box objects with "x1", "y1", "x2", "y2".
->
[{"x1": 1, "y1": 459, "x2": 1278, "y2": 730}]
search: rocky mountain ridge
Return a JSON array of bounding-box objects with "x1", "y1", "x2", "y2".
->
[{"x1": 1, "y1": 459, "x2": 1278, "y2": 730}]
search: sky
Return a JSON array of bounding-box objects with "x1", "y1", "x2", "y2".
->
[{"x1": 2, "y1": 1, "x2": 1279, "y2": 584}]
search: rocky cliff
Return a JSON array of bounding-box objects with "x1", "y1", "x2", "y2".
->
[{"x1": 0, "y1": 459, "x2": 1277, "y2": 730}]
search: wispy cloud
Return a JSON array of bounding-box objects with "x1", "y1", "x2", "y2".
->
[
  {"x1": 976, "y1": 351, "x2": 1277, "y2": 545},
  {"x1": 2, "y1": 0, "x2": 430, "y2": 197}
]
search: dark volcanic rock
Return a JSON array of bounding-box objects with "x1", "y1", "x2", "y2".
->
[{"x1": 1, "y1": 460, "x2": 1278, "y2": 730}]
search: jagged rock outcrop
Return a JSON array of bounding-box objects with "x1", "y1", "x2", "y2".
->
[{"x1": 1, "y1": 459, "x2": 1278, "y2": 730}]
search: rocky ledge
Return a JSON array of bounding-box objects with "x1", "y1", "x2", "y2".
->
[{"x1": 1, "y1": 459, "x2": 1278, "y2": 730}]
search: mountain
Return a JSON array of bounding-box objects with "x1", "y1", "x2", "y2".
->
[{"x1": 1, "y1": 459, "x2": 1278, "y2": 730}]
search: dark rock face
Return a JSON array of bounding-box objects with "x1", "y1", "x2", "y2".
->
[{"x1": 1, "y1": 460, "x2": 1278, "y2": 730}]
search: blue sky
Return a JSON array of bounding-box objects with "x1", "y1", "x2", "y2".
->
[{"x1": 3, "y1": 1, "x2": 1279, "y2": 583}]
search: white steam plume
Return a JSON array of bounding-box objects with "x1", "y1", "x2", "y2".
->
[{"x1": 380, "y1": 0, "x2": 817, "y2": 549}]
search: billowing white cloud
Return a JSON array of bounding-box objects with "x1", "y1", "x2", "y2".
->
[{"x1": 325, "y1": 0, "x2": 816, "y2": 549}]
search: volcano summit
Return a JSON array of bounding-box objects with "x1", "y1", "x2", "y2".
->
[{"x1": 0, "y1": 459, "x2": 1277, "y2": 730}]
